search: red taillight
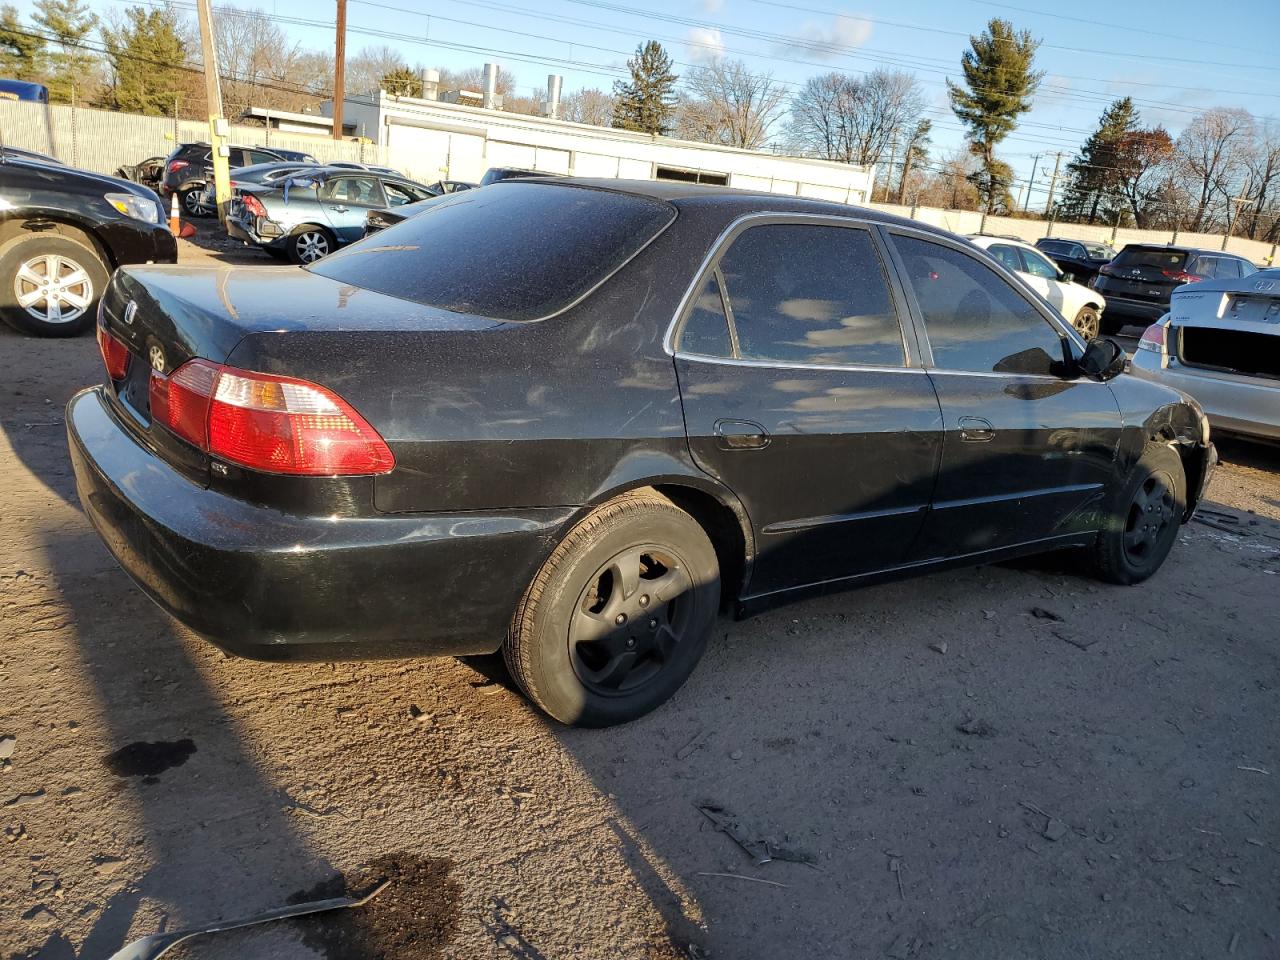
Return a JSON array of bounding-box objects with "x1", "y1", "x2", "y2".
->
[
  {"x1": 168, "y1": 159, "x2": 188, "y2": 173},
  {"x1": 148, "y1": 360, "x2": 395, "y2": 476},
  {"x1": 1161, "y1": 269, "x2": 1204, "y2": 283},
  {"x1": 1137, "y1": 323, "x2": 1167, "y2": 354},
  {"x1": 242, "y1": 194, "x2": 267, "y2": 219},
  {"x1": 1097, "y1": 263, "x2": 1114, "y2": 277},
  {"x1": 97, "y1": 325, "x2": 131, "y2": 380}
]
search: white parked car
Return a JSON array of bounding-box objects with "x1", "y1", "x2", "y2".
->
[
  {"x1": 968, "y1": 235, "x2": 1108, "y2": 340},
  {"x1": 1130, "y1": 270, "x2": 1280, "y2": 442}
]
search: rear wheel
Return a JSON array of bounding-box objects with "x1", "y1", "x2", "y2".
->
[
  {"x1": 180, "y1": 186, "x2": 213, "y2": 218},
  {"x1": 504, "y1": 491, "x2": 720, "y2": 727},
  {"x1": 1072, "y1": 305, "x2": 1101, "y2": 341},
  {"x1": 288, "y1": 226, "x2": 334, "y2": 264},
  {"x1": 0, "y1": 233, "x2": 109, "y2": 337},
  {"x1": 1090, "y1": 443, "x2": 1185, "y2": 584}
]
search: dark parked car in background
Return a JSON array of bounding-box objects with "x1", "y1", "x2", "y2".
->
[
  {"x1": 1092, "y1": 244, "x2": 1258, "y2": 332},
  {"x1": 2, "y1": 145, "x2": 62, "y2": 165},
  {"x1": 227, "y1": 167, "x2": 436, "y2": 262},
  {"x1": 1034, "y1": 237, "x2": 1116, "y2": 284},
  {"x1": 0, "y1": 155, "x2": 176, "y2": 336},
  {"x1": 160, "y1": 142, "x2": 299, "y2": 216},
  {"x1": 478, "y1": 166, "x2": 561, "y2": 185},
  {"x1": 70, "y1": 181, "x2": 1213, "y2": 727}
]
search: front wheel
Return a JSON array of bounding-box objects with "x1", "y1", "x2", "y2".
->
[
  {"x1": 288, "y1": 227, "x2": 334, "y2": 264},
  {"x1": 1090, "y1": 443, "x2": 1186, "y2": 584},
  {"x1": 0, "y1": 233, "x2": 109, "y2": 337},
  {"x1": 504, "y1": 491, "x2": 721, "y2": 727},
  {"x1": 1073, "y1": 305, "x2": 1101, "y2": 341}
]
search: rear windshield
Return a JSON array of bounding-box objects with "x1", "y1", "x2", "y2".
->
[
  {"x1": 308, "y1": 182, "x2": 676, "y2": 321},
  {"x1": 1113, "y1": 247, "x2": 1188, "y2": 270}
]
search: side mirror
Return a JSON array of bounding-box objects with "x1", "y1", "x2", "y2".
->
[{"x1": 1078, "y1": 337, "x2": 1126, "y2": 381}]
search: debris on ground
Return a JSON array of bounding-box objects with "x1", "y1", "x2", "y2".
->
[
  {"x1": 106, "y1": 877, "x2": 393, "y2": 960},
  {"x1": 885, "y1": 931, "x2": 922, "y2": 958},
  {"x1": 289, "y1": 852, "x2": 460, "y2": 960},
  {"x1": 4, "y1": 789, "x2": 46, "y2": 807},
  {"x1": 1042, "y1": 818, "x2": 1069, "y2": 842},
  {"x1": 695, "y1": 871, "x2": 788, "y2": 888},
  {"x1": 676, "y1": 729, "x2": 710, "y2": 761},
  {"x1": 929, "y1": 641, "x2": 948, "y2": 654},
  {"x1": 955, "y1": 717, "x2": 996, "y2": 737},
  {"x1": 1030, "y1": 607, "x2": 1064, "y2": 622},
  {"x1": 887, "y1": 853, "x2": 905, "y2": 900},
  {"x1": 696, "y1": 803, "x2": 815, "y2": 865},
  {"x1": 0, "y1": 736, "x2": 15, "y2": 760}
]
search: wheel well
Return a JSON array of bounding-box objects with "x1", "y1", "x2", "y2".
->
[
  {"x1": 652, "y1": 483, "x2": 749, "y2": 609},
  {"x1": 0, "y1": 218, "x2": 112, "y2": 269},
  {"x1": 290, "y1": 223, "x2": 333, "y2": 238}
]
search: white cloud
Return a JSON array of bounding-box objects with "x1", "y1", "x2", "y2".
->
[
  {"x1": 686, "y1": 26, "x2": 726, "y2": 64},
  {"x1": 701, "y1": 0, "x2": 724, "y2": 11},
  {"x1": 777, "y1": 12, "x2": 873, "y2": 60}
]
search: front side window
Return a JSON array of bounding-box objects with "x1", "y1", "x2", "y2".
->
[
  {"x1": 1019, "y1": 249, "x2": 1060, "y2": 280},
  {"x1": 894, "y1": 234, "x2": 1066, "y2": 377},
  {"x1": 709, "y1": 223, "x2": 904, "y2": 367},
  {"x1": 383, "y1": 181, "x2": 422, "y2": 206}
]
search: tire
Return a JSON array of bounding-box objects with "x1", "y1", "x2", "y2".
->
[
  {"x1": 1072, "y1": 305, "x2": 1101, "y2": 341},
  {"x1": 1091, "y1": 443, "x2": 1186, "y2": 585},
  {"x1": 180, "y1": 186, "x2": 213, "y2": 218},
  {"x1": 504, "y1": 490, "x2": 720, "y2": 727},
  {"x1": 0, "y1": 233, "x2": 109, "y2": 337},
  {"x1": 288, "y1": 226, "x2": 335, "y2": 265}
]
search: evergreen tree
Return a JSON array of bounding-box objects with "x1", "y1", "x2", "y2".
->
[
  {"x1": 947, "y1": 18, "x2": 1043, "y2": 214},
  {"x1": 381, "y1": 66, "x2": 422, "y2": 98},
  {"x1": 0, "y1": 4, "x2": 45, "y2": 81},
  {"x1": 611, "y1": 41, "x2": 678, "y2": 135},
  {"x1": 31, "y1": 0, "x2": 95, "y2": 103},
  {"x1": 102, "y1": 7, "x2": 187, "y2": 116},
  {"x1": 1062, "y1": 98, "x2": 1138, "y2": 224}
]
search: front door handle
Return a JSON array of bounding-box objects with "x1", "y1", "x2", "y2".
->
[
  {"x1": 958, "y1": 416, "x2": 995, "y2": 442},
  {"x1": 331, "y1": 204, "x2": 349, "y2": 213},
  {"x1": 714, "y1": 419, "x2": 770, "y2": 451}
]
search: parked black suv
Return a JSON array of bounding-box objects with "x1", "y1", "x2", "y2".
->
[
  {"x1": 160, "y1": 143, "x2": 317, "y2": 216},
  {"x1": 1034, "y1": 237, "x2": 1115, "y2": 285},
  {"x1": 0, "y1": 154, "x2": 176, "y2": 336},
  {"x1": 1092, "y1": 245, "x2": 1258, "y2": 332}
]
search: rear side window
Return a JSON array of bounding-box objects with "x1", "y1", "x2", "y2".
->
[
  {"x1": 894, "y1": 235, "x2": 1065, "y2": 377},
  {"x1": 986, "y1": 244, "x2": 1022, "y2": 273},
  {"x1": 309, "y1": 182, "x2": 675, "y2": 322},
  {"x1": 679, "y1": 271, "x2": 733, "y2": 357},
  {"x1": 711, "y1": 223, "x2": 904, "y2": 367}
]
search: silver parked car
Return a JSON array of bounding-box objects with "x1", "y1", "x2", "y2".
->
[{"x1": 1130, "y1": 268, "x2": 1280, "y2": 441}]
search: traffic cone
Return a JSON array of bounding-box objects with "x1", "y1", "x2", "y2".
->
[{"x1": 168, "y1": 193, "x2": 180, "y2": 236}]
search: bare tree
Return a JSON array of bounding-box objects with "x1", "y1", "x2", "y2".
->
[
  {"x1": 1114, "y1": 127, "x2": 1176, "y2": 228},
  {"x1": 1243, "y1": 123, "x2": 1280, "y2": 240},
  {"x1": 1174, "y1": 107, "x2": 1254, "y2": 232},
  {"x1": 436, "y1": 64, "x2": 517, "y2": 97},
  {"x1": 675, "y1": 59, "x2": 787, "y2": 149},
  {"x1": 786, "y1": 68, "x2": 925, "y2": 169},
  {"x1": 347, "y1": 45, "x2": 409, "y2": 95},
  {"x1": 213, "y1": 6, "x2": 328, "y2": 114},
  {"x1": 561, "y1": 88, "x2": 614, "y2": 126}
]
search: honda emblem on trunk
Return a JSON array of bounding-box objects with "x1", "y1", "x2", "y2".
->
[
  {"x1": 149, "y1": 344, "x2": 166, "y2": 374},
  {"x1": 122, "y1": 300, "x2": 137, "y2": 325},
  {"x1": 1255, "y1": 279, "x2": 1276, "y2": 291}
]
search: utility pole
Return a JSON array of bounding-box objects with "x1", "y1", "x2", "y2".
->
[
  {"x1": 881, "y1": 136, "x2": 897, "y2": 204},
  {"x1": 1043, "y1": 151, "x2": 1064, "y2": 217},
  {"x1": 332, "y1": 0, "x2": 347, "y2": 140},
  {"x1": 195, "y1": 0, "x2": 231, "y2": 223},
  {"x1": 1023, "y1": 153, "x2": 1040, "y2": 212},
  {"x1": 1223, "y1": 196, "x2": 1254, "y2": 251}
]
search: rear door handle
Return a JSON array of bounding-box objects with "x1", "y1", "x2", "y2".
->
[
  {"x1": 331, "y1": 204, "x2": 349, "y2": 213},
  {"x1": 714, "y1": 419, "x2": 770, "y2": 450},
  {"x1": 958, "y1": 416, "x2": 995, "y2": 442}
]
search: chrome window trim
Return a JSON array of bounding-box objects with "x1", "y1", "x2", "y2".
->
[
  {"x1": 663, "y1": 211, "x2": 914, "y2": 368},
  {"x1": 673, "y1": 352, "x2": 931, "y2": 375}
]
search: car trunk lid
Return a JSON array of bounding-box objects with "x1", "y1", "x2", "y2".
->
[{"x1": 1169, "y1": 278, "x2": 1280, "y2": 380}]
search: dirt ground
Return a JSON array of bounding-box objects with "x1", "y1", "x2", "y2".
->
[{"x1": 2, "y1": 231, "x2": 1279, "y2": 959}]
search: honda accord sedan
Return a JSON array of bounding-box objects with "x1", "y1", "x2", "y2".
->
[{"x1": 68, "y1": 180, "x2": 1215, "y2": 726}]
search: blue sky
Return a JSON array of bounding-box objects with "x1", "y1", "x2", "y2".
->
[{"x1": 30, "y1": 0, "x2": 1280, "y2": 207}]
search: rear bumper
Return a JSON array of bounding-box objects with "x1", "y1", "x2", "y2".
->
[
  {"x1": 1130, "y1": 353, "x2": 1280, "y2": 441},
  {"x1": 226, "y1": 216, "x2": 286, "y2": 250},
  {"x1": 1095, "y1": 293, "x2": 1166, "y2": 324},
  {"x1": 67, "y1": 387, "x2": 571, "y2": 660}
]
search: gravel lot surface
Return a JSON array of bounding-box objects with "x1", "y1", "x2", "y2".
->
[{"x1": 2, "y1": 231, "x2": 1278, "y2": 959}]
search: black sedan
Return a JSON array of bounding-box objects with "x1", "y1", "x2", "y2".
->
[
  {"x1": 1034, "y1": 237, "x2": 1116, "y2": 284},
  {"x1": 68, "y1": 180, "x2": 1214, "y2": 726},
  {"x1": 0, "y1": 155, "x2": 177, "y2": 336}
]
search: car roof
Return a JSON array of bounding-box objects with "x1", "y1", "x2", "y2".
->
[
  {"x1": 537, "y1": 178, "x2": 945, "y2": 235},
  {"x1": 966, "y1": 234, "x2": 1042, "y2": 253},
  {"x1": 1119, "y1": 243, "x2": 1250, "y2": 259}
]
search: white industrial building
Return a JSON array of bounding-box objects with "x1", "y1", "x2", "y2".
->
[{"x1": 322, "y1": 67, "x2": 875, "y2": 203}]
